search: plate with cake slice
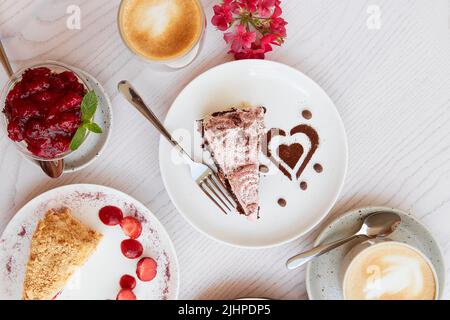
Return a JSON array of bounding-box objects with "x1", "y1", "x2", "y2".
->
[
  {"x1": 160, "y1": 59, "x2": 348, "y2": 248},
  {"x1": 0, "y1": 184, "x2": 179, "y2": 300}
]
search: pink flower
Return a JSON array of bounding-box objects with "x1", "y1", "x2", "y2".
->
[
  {"x1": 260, "y1": 34, "x2": 280, "y2": 51},
  {"x1": 270, "y1": 17, "x2": 287, "y2": 37},
  {"x1": 272, "y1": 0, "x2": 282, "y2": 18},
  {"x1": 224, "y1": 25, "x2": 257, "y2": 53},
  {"x1": 234, "y1": 47, "x2": 265, "y2": 60},
  {"x1": 239, "y1": 0, "x2": 258, "y2": 13},
  {"x1": 233, "y1": 34, "x2": 278, "y2": 60},
  {"x1": 257, "y1": 0, "x2": 276, "y2": 18},
  {"x1": 212, "y1": 0, "x2": 287, "y2": 60},
  {"x1": 211, "y1": 2, "x2": 234, "y2": 31}
]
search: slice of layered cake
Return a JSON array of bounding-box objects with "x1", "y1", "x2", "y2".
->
[
  {"x1": 200, "y1": 106, "x2": 265, "y2": 218},
  {"x1": 22, "y1": 208, "x2": 102, "y2": 300}
]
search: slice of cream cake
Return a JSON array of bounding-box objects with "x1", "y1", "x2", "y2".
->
[{"x1": 200, "y1": 106, "x2": 265, "y2": 218}]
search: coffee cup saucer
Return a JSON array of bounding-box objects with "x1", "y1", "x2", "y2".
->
[{"x1": 305, "y1": 206, "x2": 446, "y2": 300}]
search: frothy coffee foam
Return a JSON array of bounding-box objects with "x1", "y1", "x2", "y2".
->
[
  {"x1": 119, "y1": 0, "x2": 203, "y2": 61},
  {"x1": 344, "y1": 242, "x2": 436, "y2": 300}
]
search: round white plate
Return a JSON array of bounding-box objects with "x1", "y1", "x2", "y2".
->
[
  {"x1": 306, "y1": 207, "x2": 445, "y2": 300},
  {"x1": 29, "y1": 66, "x2": 113, "y2": 173},
  {"x1": 160, "y1": 60, "x2": 348, "y2": 248},
  {"x1": 0, "y1": 184, "x2": 179, "y2": 300}
]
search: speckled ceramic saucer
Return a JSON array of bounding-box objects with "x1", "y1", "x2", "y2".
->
[{"x1": 306, "y1": 206, "x2": 445, "y2": 300}]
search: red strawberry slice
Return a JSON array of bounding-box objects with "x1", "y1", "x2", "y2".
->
[
  {"x1": 121, "y1": 239, "x2": 143, "y2": 259},
  {"x1": 24, "y1": 77, "x2": 50, "y2": 95},
  {"x1": 116, "y1": 289, "x2": 136, "y2": 300},
  {"x1": 99, "y1": 206, "x2": 123, "y2": 226},
  {"x1": 7, "y1": 121, "x2": 24, "y2": 142},
  {"x1": 120, "y1": 274, "x2": 136, "y2": 290},
  {"x1": 120, "y1": 217, "x2": 142, "y2": 239},
  {"x1": 136, "y1": 257, "x2": 157, "y2": 282},
  {"x1": 59, "y1": 71, "x2": 78, "y2": 83},
  {"x1": 22, "y1": 67, "x2": 51, "y2": 81},
  {"x1": 57, "y1": 92, "x2": 83, "y2": 112}
]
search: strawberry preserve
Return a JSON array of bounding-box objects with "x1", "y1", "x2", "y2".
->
[{"x1": 3, "y1": 67, "x2": 86, "y2": 159}]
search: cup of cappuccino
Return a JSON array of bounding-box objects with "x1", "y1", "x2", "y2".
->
[
  {"x1": 341, "y1": 240, "x2": 439, "y2": 300},
  {"x1": 118, "y1": 0, "x2": 205, "y2": 69}
]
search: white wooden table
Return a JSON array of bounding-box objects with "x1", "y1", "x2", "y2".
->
[{"x1": 0, "y1": 0, "x2": 449, "y2": 300}]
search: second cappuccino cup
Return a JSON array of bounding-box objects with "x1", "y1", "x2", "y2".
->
[{"x1": 341, "y1": 240, "x2": 439, "y2": 300}]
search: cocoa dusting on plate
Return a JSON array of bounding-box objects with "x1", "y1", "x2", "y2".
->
[
  {"x1": 265, "y1": 124, "x2": 319, "y2": 181},
  {"x1": 277, "y1": 198, "x2": 287, "y2": 207},
  {"x1": 300, "y1": 181, "x2": 308, "y2": 190},
  {"x1": 277, "y1": 143, "x2": 303, "y2": 169},
  {"x1": 6, "y1": 257, "x2": 12, "y2": 273},
  {"x1": 74, "y1": 191, "x2": 106, "y2": 201},
  {"x1": 18, "y1": 226, "x2": 26, "y2": 237},
  {"x1": 162, "y1": 251, "x2": 171, "y2": 300},
  {"x1": 314, "y1": 163, "x2": 323, "y2": 173},
  {"x1": 302, "y1": 109, "x2": 312, "y2": 120}
]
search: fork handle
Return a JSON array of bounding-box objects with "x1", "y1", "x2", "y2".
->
[{"x1": 118, "y1": 80, "x2": 193, "y2": 161}]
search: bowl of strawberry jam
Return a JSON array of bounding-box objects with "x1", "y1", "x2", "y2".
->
[{"x1": 1, "y1": 62, "x2": 91, "y2": 160}]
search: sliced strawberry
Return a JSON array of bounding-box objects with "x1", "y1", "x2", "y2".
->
[
  {"x1": 120, "y1": 274, "x2": 136, "y2": 290},
  {"x1": 47, "y1": 112, "x2": 81, "y2": 134},
  {"x1": 120, "y1": 217, "x2": 142, "y2": 239},
  {"x1": 116, "y1": 289, "x2": 136, "y2": 300},
  {"x1": 7, "y1": 121, "x2": 24, "y2": 142},
  {"x1": 25, "y1": 119, "x2": 49, "y2": 140},
  {"x1": 22, "y1": 67, "x2": 51, "y2": 82},
  {"x1": 136, "y1": 257, "x2": 157, "y2": 282},
  {"x1": 121, "y1": 239, "x2": 143, "y2": 259},
  {"x1": 6, "y1": 82, "x2": 24, "y2": 105},
  {"x1": 56, "y1": 92, "x2": 83, "y2": 112},
  {"x1": 99, "y1": 206, "x2": 123, "y2": 226},
  {"x1": 24, "y1": 77, "x2": 50, "y2": 95},
  {"x1": 59, "y1": 71, "x2": 78, "y2": 83}
]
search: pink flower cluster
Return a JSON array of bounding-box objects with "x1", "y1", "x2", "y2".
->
[{"x1": 212, "y1": 0, "x2": 287, "y2": 60}]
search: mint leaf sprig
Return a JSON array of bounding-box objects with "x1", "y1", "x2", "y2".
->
[{"x1": 70, "y1": 91, "x2": 103, "y2": 151}]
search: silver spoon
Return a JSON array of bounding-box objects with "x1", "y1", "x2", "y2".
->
[
  {"x1": 286, "y1": 211, "x2": 401, "y2": 270},
  {"x1": 0, "y1": 40, "x2": 64, "y2": 178}
]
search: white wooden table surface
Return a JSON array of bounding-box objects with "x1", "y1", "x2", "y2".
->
[{"x1": 0, "y1": 0, "x2": 449, "y2": 300}]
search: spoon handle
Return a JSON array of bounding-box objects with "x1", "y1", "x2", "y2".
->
[
  {"x1": 286, "y1": 234, "x2": 367, "y2": 270},
  {"x1": 117, "y1": 80, "x2": 193, "y2": 162},
  {"x1": 0, "y1": 40, "x2": 14, "y2": 77}
]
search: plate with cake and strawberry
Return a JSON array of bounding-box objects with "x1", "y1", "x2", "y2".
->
[
  {"x1": 159, "y1": 60, "x2": 348, "y2": 248},
  {"x1": 0, "y1": 184, "x2": 179, "y2": 300}
]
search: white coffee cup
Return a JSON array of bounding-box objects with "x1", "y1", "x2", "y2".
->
[{"x1": 341, "y1": 240, "x2": 439, "y2": 300}]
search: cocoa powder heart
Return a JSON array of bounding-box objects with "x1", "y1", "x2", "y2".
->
[
  {"x1": 277, "y1": 143, "x2": 304, "y2": 169},
  {"x1": 264, "y1": 124, "x2": 319, "y2": 181}
]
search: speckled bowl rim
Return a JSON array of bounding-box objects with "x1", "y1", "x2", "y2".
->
[{"x1": 305, "y1": 206, "x2": 446, "y2": 300}]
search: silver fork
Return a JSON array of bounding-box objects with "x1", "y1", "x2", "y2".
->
[{"x1": 118, "y1": 80, "x2": 237, "y2": 214}]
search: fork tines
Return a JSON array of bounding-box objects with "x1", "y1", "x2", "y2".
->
[{"x1": 198, "y1": 172, "x2": 236, "y2": 215}]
